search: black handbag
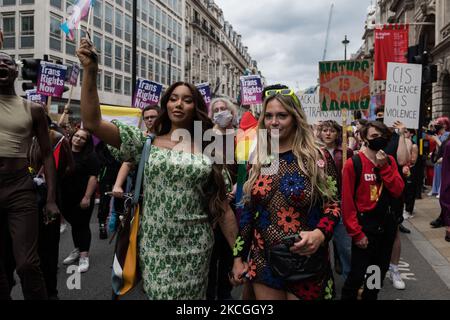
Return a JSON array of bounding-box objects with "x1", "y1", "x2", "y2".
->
[{"x1": 268, "y1": 235, "x2": 326, "y2": 282}]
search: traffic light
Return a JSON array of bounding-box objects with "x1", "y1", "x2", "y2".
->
[
  {"x1": 21, "y1": 58, "x2": 41, "y2": 83},
  {"x1": 407, "y1": 46, "x2": 437, "y2": 84}
]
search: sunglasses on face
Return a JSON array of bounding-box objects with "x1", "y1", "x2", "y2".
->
[{"x1": 265, "y1": 89, "x2": 302, "y2": 109}]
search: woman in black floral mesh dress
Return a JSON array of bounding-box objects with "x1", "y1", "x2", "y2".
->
[{"x1": 230, "y1": 89, "x2": 340, "y2": 300}]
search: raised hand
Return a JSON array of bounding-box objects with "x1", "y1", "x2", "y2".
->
[{"x1": 76, "y1": 37, "x2": 99, "y2": 71}]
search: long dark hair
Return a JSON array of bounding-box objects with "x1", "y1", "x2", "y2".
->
[
  {"x1": 154, "y1": 82, "x2": 226, "y2": 224},
  {"x1": 70, "y1": 128, "x2": 94, "y2": 161}
]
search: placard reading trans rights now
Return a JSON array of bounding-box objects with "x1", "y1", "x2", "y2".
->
[
  {"x1": 36, "y1": 62, "x2": 67, "y2": 98},
  {"x1": 385, "y1": 62, "x2": 422, "y2": 129}
]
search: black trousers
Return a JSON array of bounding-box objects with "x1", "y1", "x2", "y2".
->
[
  {"x1": 0, "y1": 170, "x2": 47, "y2": 300},
  {"x1": 404, "y1": 165, "x2": 418, "y2": 213},
  {"x1": 63, "y1": 201, "x2": 94, "y2": 253},
  {"x1": 341, "y1": 215, "x2": 397, "y2": 300},
  {"x1": 98, "y1": 181, "x2": 113, "y2": 224}
]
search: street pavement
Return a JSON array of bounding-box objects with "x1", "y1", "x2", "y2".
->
[{"x1": 10, "y1": 198, "x2": 450, "y2": 300}]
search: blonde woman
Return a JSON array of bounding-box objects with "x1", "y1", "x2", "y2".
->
[{"x1": 230, "y1": 88, "x2": 340, "y2": 300}]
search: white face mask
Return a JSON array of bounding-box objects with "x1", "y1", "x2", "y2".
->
[{"x1": 213, "y1": 110, "x2": 233, "y2": 128}]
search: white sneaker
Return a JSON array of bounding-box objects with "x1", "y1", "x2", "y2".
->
[
  {"x1": 63, "y1": 248, "x2": 80, "y2": 265},
  {"x1": 78, "y1": 256, "x2": 89, "y2": 273},
  {"x1": 428, "y1": 192, "x2": 433, "y2": 197},
  {"x1": 403, "y1": 211, "x2": 413, "y2": 220},
  {"x1": 437, "y1": 195, "x2": 440, "y2": 199},
  {"x1": 60, "y1": 222, "x2": 68, "y2": 234},
  {"x1": 388, "y1": 269, "x2": 406, "y2": 290}
]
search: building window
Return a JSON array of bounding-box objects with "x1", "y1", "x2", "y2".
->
[
  {"x1": 20, "y1": 12, "x2": 34, "y2": 48},
  {"x1": 21, "y1": 0, "x2": 34, "y2": 4},
  {"x1": 155, "y1": 33, "x2": 160, "y2": 56},
  {"x1": 125, "y1": 0, "x2": 132, "y2": 12},
  {"x1": 161, "y1": 11, "x2": 167, "y2": 35},
  {"x1": 140, "y1": 53, "x2": 147, "y2": 79},
  {"x1": 141, "y1": 25, "x2": 148, "y2": 49},
  {"x1": 2, "y1": 14, "x2": 15, "y2": 49},
  {"x1": 105, "y1": 3, "x2": 113, "y2": 34},
  {"x1": 93, "y1": 33, "x2": 102, "y2": 64},
  {"x1": 148, "y1": 29, "x2": 154, "y2": 53},
  {"x1": 155, "y1": 60, "x2": 160, "y2": 83},
  {"x1": 50, "y1": 15, "x2": 62, "y2": 52},
  {"x1": 115, "y1": 43, "x2": 122, "y2": 70},
  {"x1": 65, "y1": 32, "x2": 77, "y2": 56},
  {"x1": 104, "y1": 38, "x2": 113, "y2": 67},
  {"x1": 93, "y1": 0, "x2": 102, "y2": 29},
  {"x1": 141, "y1": 0, "x2": 148, "y2": 22},
  {"x1": 125, "y1": 14, "x2": 132, "y2": 43},
  {"x1": 115, "y1": 10, "x2": 123, "y2": 38},
  {"x1": 148, "y1": 56, "x2": 154, "y2": 80},
  {"x1": 104, "y1": 73, "x2": 113, "y2": 92},
  {"x1": 50, "y1": 0, "x2": 61, "y2": 10},
  {"x1": 124, "y1": 77, "x2": 131, "y2": 95},
  {"x1": 149, "y1": 2, "x2": 154, "y2": 26},
  {"x1": 115, "y1": 75, "x2": 122, "y2": 94},
  {"x1": 124, "y1": 46, "x2": 131, "y2": 73},
  {"x1": 155, "y1": 7, "x2": 161, "y2": 30}
]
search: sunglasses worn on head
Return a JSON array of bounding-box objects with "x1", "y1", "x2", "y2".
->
[{"x1": 265, "y1": 89, "x2": 302, "y2": 108}]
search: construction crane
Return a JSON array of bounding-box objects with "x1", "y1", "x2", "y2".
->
[{"x1": 322, "y1": 3, "x2": 334, "y2": 61}]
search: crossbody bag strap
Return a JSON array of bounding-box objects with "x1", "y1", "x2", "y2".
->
[{"x1": 132, "y1": 135, "x2": 154, "y2": 205}]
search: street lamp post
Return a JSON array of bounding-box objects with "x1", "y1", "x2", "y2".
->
[
  {"x1": 342, "y1": 35, "x2": 350, "y2": 164},
  {"x1": 342, "y1": 35, "x2": 350, "y2": 61},
  {"x1": 132, "y1": 0, "x2": 137, "y2": 101},
  {"x1": 167, "y1": 45, "x2": 174, "y2": 85}
]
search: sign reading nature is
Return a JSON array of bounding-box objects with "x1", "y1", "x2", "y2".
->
[{"x1": 319, "y1": 60, "x2": 371, "y2": 112}]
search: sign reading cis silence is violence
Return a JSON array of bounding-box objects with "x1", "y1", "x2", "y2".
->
[
  {"x1": 319, "y1": 60, "x2": 371, "y2": 112},
  {"x1": 384, "y1": 62, "x2": 422, "y2": 129}
]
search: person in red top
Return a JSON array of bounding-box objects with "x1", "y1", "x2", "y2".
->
[{"x1": 341, "y1": 121, "x2": 404, "y2": 300}]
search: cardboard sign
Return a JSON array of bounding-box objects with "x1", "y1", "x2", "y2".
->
[
  {"x1": 36, "y1": 62, "x2": 67, "y2": 98},
  {"x1": 132, "y1": 78, "x2": 163, "y2": 109},
  {"x1": 300, "y1": 93, "x2": 349, "y2": 125},
  {"x1": 240, "y1": 75, "x2": 263, "y2": 105},
  {"x1": 25, "y1": 89, "x2": 47, "y2": 106},
  {"x1": 385, "y1": 62, "x2": 422, "y2": 129},
  {"x1": 196, "y1": 83, "x2": 212, "y2": 111},
  {"x1": 319, "y1": 60, "x2": 371, "y2": 112},
  {"x1": 68, "y1": 63, "x2": 80, "y2": 86}
]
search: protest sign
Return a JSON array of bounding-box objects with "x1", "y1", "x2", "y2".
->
[
  {"x1": 299, "y1": 92, "x2": 347, "y2": 125},
  {"x1": 196, "y1": 83, "x2": 212, "y2": 112},
  {"x1": 36, "y1": 62, "x2": 67, "y2": 98},
  {"x1": 319, "y1": 60, "x2": 371, "y2": 112},
  {"x1": 26, "y1": 89, "x2": 47, "y2": 106},
  {"x1": 385, "y1": 62, "x2": 422, "y2": 129},
  {"x1": 240, "y1": 75, "x2": 263, "y2": 105},
  {"x1": 132, "y1": 78, "x2": 163, "y2": 109},
  {"x1": 68, "y1": 63, "x2": 80, "y2": 86}
]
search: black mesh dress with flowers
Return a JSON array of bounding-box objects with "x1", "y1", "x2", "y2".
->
[{"x1": 233, "y1": 150, "x2": 341, "y2": 300}]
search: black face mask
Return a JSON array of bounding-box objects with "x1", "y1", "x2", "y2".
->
[
  {"x1": 376, "y1": 117, "x2": 384, "y2": 123},
  {"x1": 434, "y1": 125, "x2": 443, "y2": 133},
  {"x1": 367, "y1": 137, "x2": 389, "y2": 151}
]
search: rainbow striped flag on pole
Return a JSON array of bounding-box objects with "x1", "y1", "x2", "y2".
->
[{"x1": 61, "y1": 0, "x2": 95, "y2": 40}]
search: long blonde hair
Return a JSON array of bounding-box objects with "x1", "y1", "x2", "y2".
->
[{"x1": 243, "y1": 94, "x2": 335, "y2": 206}]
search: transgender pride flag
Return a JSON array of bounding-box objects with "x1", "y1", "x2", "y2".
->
[{"x1": 61, "y1": 0, "x2": 94, "y2": 41}]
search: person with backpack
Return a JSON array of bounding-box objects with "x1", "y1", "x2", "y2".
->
[{"x1": 341, "y1": 121, "x2": 405, "y2": 300}]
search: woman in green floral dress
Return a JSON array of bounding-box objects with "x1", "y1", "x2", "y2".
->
[{"x1": 77, "y1": 38, "x2": 238, "y2": 299}]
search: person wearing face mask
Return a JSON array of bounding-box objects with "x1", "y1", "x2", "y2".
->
[
  {"x1": 341, "y1": 121, "x2": 404, "y2": 300},
  {"x1": 207, "y1": 97, "x2": 238, "y2": 300}
]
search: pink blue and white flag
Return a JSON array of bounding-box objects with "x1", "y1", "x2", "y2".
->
[{"x1": 61, "y1": 0, "x2": 94, "y2": 41}]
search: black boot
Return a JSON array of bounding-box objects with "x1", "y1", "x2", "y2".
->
[
  {"x1": 430, "y1": 217, "x2": 444, "y2": 229},
  {"x1": 399, "y1": 224, "x2": 411, "y2": 234}
]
